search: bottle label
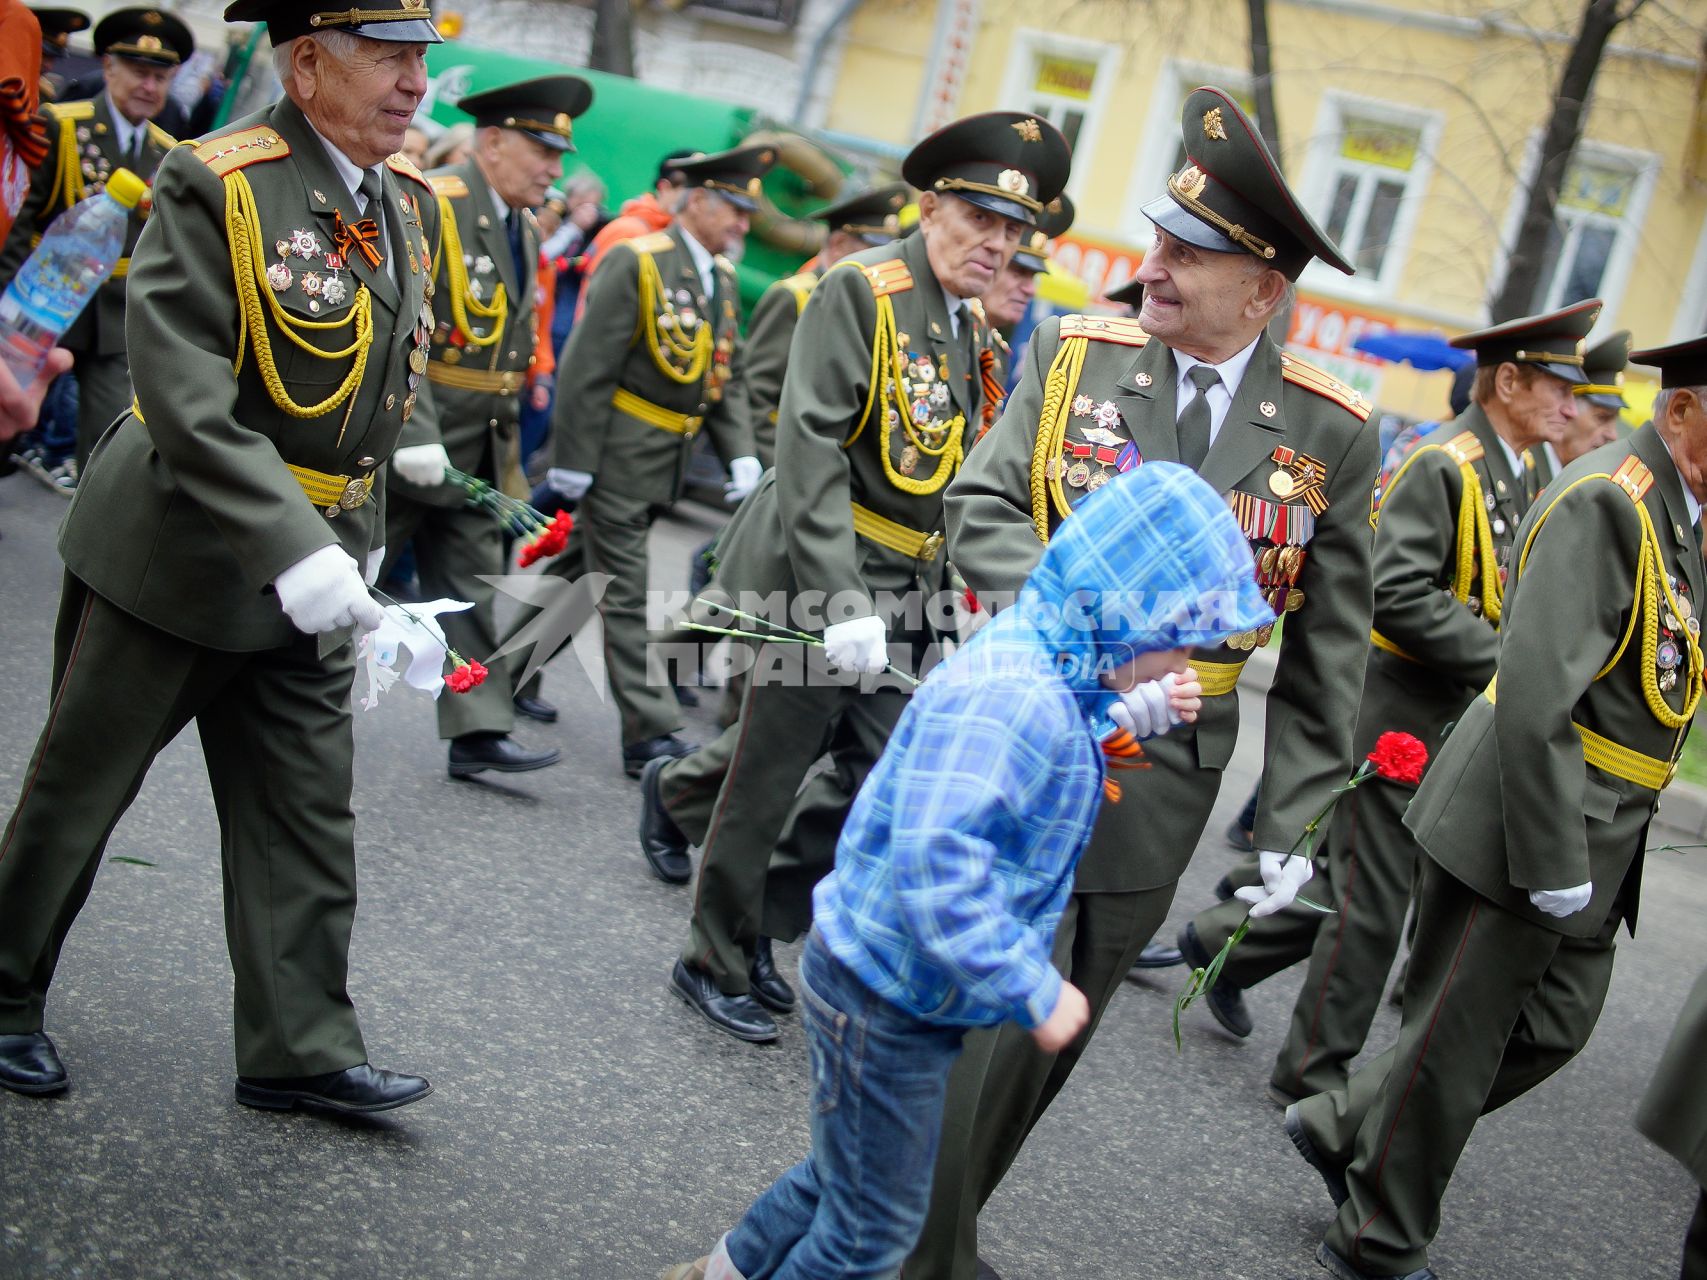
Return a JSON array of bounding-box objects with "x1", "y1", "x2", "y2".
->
[{"x1": 0, "y1": 260, "x2": 89, "y2": 333}]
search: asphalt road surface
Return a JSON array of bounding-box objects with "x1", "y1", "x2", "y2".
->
[{"x1": 0, "y1": 475, "x2": 1701, "y2": 1280}]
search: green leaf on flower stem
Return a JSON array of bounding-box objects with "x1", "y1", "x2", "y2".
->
[{"x1": 109, "y1": 856, "x2": 156, "y2": 867}]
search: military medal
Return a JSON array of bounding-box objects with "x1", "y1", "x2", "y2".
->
[
  {"x1": 1116, "y1": 442, "x2": 1141, "y2": 473},
  {"x1": 301, "y1": 272, "x2": 323, "y2": 298},
  {"x1": 929, "y1": 382, "x2": 950, "y2": 407},
  {"x1": 289, "y1": 228, "x2": 322, "y2": 259},
  {"x1": 266, "y1": 262, "x2": 293, "y2": 292},
  {"x1": 1072, "y1": 394, "x2": 1094, "y2": 416},
  {"x1": 1093, "y1": 401, "x2": 1121, "y2": 432},
  {"x1": 275, "y1": 238, "x2": 292, "y2": 258},
  {"x1": 1066, "y1": 461, "x2": 1092, "y2": 488},
  {"x1": 898, "y1": 444, "x2": 920, "y2": 475},
  {"x1": 409, "y1": 348, "x2": 428, "y2": 375},
  {"x1": 1086, "y1": 470, "x2": 1109, "y2": 491},
  {"x1": 1268, "y1": 469, "x2": 1295, "y2": 499}
]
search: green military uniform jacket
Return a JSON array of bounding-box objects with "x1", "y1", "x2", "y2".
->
[
  {"x1": 1638, "y1": 964, "x2": 1707, "y2": 1185},
  {"x1": 947, "y1": 314, "x2": 1377, "y2": 889},
  {"x1": 709, "y1": 230, "x2": 998, "y2": 619},
  {"x1": 1369, "y1": 403, "x2": 1526, "y2": 707},
  {"x1": 741, "y1": 267, "x2": 820, "y2": 469},
  {"x1": 1521, "y1": 441, "x2": 1558, "y2": 504},
  {"x1": 0, "y1": 93, "x2": 174, "y2": 355},
  {"x1": 1407, "y1": 423, "x2": 1704, "y2": 937},
  {"x1": 59, "y1": 97, "x2": 438, "y2": 654},
  {"x1": 395, "y1": 155, "x2": 539, "y2": 505},
  {"x1": 553, "y1": 222, "x2": 753, "y2": 504}
]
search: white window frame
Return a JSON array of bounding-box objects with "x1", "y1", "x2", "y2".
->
[
  {"x1": 1669, "y1": 215, "x2": 1707, "y2": 341},
  {"x1": 996, "y1": 29, "x2": 1121, "y2": 203},
  {"x1": 1494, "y1": 134, "x2": 1659, "y2": 324},
  {"x1": 1118, "y1": 59, "x2": 1250, "y2": 244},
  {"x1": 1297, "y1": 91, "x2": 1442, "y2": 300}
]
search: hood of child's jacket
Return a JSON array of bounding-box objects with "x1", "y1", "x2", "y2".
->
[{"x1": 1007, "y1": 462, "x2": 1273, "y2": 693}]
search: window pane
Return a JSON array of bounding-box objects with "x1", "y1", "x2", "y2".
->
[
  {"x1": 1054, "y1": 109, "x2": 1083, "y2": 154},
  {"x1": 1324, "y1": 173, "x2": 1359, "y2": 246},
  {"x1": 1562, "y1": 222, "x2": 1616, "y2": 303},
  {"x1": 1356, "y1": 178, "x2": 1406, "y2": 277},
  {"x1": 1530, "y1": 219, "x2": 1566, "y2": 312}
]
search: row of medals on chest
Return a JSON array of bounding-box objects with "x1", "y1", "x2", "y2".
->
[
  {"x1": 1463, "y1": 487, "x2": 1516, "y2": 619},
  {"x1": 887, "y1": 341, "x2": 955, "y2": 476},
  {"x1": 262, "y1": 219, "x2": 433, "y2": 422},
  {"x1": 1659, "y1": 573, "x2": 1697, "y2": 693},
  {"x1": 657, "y1": 286, "x2": 735, "y2": 357}
]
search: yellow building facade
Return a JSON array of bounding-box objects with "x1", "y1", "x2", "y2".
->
[{"x1": 821, "y1": 0, "x2": 1707, "y2": 419}]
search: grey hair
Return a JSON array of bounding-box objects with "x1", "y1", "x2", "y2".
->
[
  {"x1": 561, "y1": 174, "x2": 605, "y2": 203},
  {"x1": 271, "y1": 30, "x2": 363, "y2": 89},
  {"x1": 1653, "y1": 385, "x2": 1707, "y2": 422}
]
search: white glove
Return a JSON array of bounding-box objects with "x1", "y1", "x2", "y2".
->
[
  {"x1": 1108, "y1": 673, "x2": 1183, "y2": 740},
  {"x1": 272, "y1": 544, "x2": 385, "y2": 636},
  {"x1": 724, "y1": 455, "x2": 762, "y2": 505},
  {"x1": 364, "y1": 546, "x2": 385, "y2": 586},
  {"x1": 547, "y1": 467, "x2": 594, "y2": 501},
  {"x1": 392, "y1": 442, "x2": 450, "y2": 487},
  {"x1": 1529, "y1": 883, "x2": 1593, "y2": 918},
  {"x1": 1235, "y1": 850, "x2": 1315, "y2": 919},
  {"x1": 823, "y1": 615, "x2": 889, "y2": 674}
]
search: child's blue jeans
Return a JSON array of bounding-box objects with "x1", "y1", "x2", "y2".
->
[{"x1": 725, "y1": 931, "x2": 967, "y2": 1279}]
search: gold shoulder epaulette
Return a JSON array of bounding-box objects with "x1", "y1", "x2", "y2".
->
[
  {"x1": 145, "y1": 120, "x2": 177, "y2": 149},
  {"x1": 1279, "y1": 352, "x2": 1372, "y2": 421},
  {"x1": 387, "y1": 152, "x2": 430, "y2": 190},
  {"x1": 1060, "y1": 314, "x2": 1150, "y2": 346},
  {"x1": 45, "y1": 99, "x2": 95, "y2": 122},
  {"x1": 1611, "y1": 455, "x2": 1655, "y2": 503},
  {"x1": 428, "y1": 172, "x2": 468, "y2": 197},
  {"x1": 857, "y1": 258, "x2": 913, "y2": 297},
  {"x1": 626, "y1": 230, "x2": 676, "y2": 255},
  {"x1": 193, "y1": 126, "x2": 290, "y2": 176},
  {"x1": 1440, "y1": 430, "x2": 1485, "y2": 466}
]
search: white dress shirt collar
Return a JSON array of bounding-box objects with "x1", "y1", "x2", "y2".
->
[
  {"x1": 1170, "y1": 332, "x2": 1263, "y2": 444},
  {"x1": 678, "y1": 224, "x2": 717, "y2": 300},
  {"x1": 304, "y1": 120, "x2": 381, "y2": 213}
]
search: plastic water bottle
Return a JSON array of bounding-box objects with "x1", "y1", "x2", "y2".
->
[{"x1": 0, "y1": 167, "x2": 145, "y2": 382}]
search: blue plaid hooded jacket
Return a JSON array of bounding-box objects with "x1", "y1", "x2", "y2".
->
[{"x1": 813, "y1": 462, "x2": 1275, "y2": 1028}]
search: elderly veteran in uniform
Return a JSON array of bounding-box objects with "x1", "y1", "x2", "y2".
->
[
  {"x1": 0, "y1": 0, "x2": 442, "y2": 1114},
  {"x1": 634, "y1": 182, "x2": 911, "y2": 884},
  {"x1": 1170, "y1": 302, "x2": 1597, "y2": 1081},
  {"x1": 1284, "y1": 333, "x2": 1707, "y2": 1280},
  {"x1": 28, "y1": 5, "x2": 89, "y2": 102},
  {"x1": 1639, "y1": 964, "x2": 1707, "y2": 1280},
  {"x1": 0, "y1": 6, "x2": 191, "y2": 475},
  {"x1": 909, "y1": 88, "x2": 1378, "y2": 1280},
  {"x1": 379, "y1": 75, "x2": 590, "y2": 780},
  {"x1": 654, "y1": 112, "x2": 1069, "y2": 1048},
  {"x1": 1524, "y1": 327, "x2": 1630, "y2": 499},
  {"x1": 511, "y1": 145, "x2": 768, "y2": 776}
]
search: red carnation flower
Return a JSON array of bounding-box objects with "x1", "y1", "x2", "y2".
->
[
  {"x1": 962, "y1": 587, "x2": 980, "y2": 615},
  {"x1": 445, "y1": 659, "x2": 488, "y2": 694},
  {"x1": 1367, "y1": 731, "x2": 1428, "y2": 785},
  {"x1": 518, "y1": 511, "x2": 573, "y2": 567}
]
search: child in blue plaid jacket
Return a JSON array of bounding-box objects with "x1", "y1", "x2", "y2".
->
[{"x1": 666, "y1": 463, "x2": 1274, "y2": 1280}]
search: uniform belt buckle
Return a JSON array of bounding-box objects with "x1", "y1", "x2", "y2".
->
[
  {"x1": 337, "y1": 477, "x2": 368, "y2": 510},
  {"x1": 918, "y1": 530, "x2": 945, "y2": 561}
]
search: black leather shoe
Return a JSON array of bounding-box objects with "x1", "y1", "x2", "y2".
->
[
  {"x1": 235, "y1": 1062, "x2": 432, "y2": 1115},
  {"x1": 1127, "y1": 941, "x2": 1184, "y2": 974},
  {"x1": 448, "y1": 732, "x2": 561, "y2": 777},
  {"x1": 1315, "y1": 1242, "x2": 1436, "y2": 1279},
  {"x1": 1213, "y1": 874, "x2": 1235, "y2": 902},
  {"x1": 639, "y1": 756, "x2": 692, "y2": 884},
  {"x1": 748, "y1": 937, "x2": 796, "y2": 1013},
  {"x1": 512, "y1": 692, "x2": 558, "y2": 723},
  {"x1": 1179, "y1": 921, "x2": 1252, "y2": 1038},
  {"x1": 670, "y1": 960, "x2": 778, "y2": 1043},
  {"x1": 1285, "y1": 1103, "x2": 1349, "y2": 1209},
  {"x1": 1225, "y1": 819, "x2": 1255, "y2": 852},
  {"x1": 623, "y1": 733, "x2": 695, "y2": 780},
  {"x1": 0, "y1": 1032, "x2": 68, "y2": 1095}
]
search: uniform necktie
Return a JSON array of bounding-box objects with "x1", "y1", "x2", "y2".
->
[
  {"x1": 505, "y1": 210, "x2": 527, "y2": 287},
  {"x1": 358, "y1": 169, "x2": 384, "y2": 222},
  {"x1": 1177, "y1": 364, "x2": 1222, "y2": 470}
]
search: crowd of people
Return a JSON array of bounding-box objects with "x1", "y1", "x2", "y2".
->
[{"x1": 0, "y1": 2, "x2": 1703, "y2": 1278}]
